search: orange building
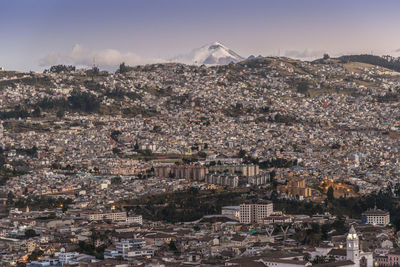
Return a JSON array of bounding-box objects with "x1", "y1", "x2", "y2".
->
[{"x1": 320, "y1": 177, "x2": 357, "y2": 198}]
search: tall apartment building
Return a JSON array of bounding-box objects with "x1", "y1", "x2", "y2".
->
[
  {"x1": 239, "y1": 202, "x2": 273, "y2": 224},
  {"x1": 154, "y1": 165, "x2": 208, "y2": 181},
  {"x1": 205, "y1": 174, "x2": 239, "y2": 187},
  {"x1": 209, "y1": 164, "x2": 259, "y2": 177},
  {"x1": 248, "y1": 173, "x2": 270, "y2": 185}
]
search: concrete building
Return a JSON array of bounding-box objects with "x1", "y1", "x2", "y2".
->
[
  {"x1": 154, "y1": 165, "x2": 208, "y2": 181},
  {"x1": 116, "y1": 239, "x2": 146, "y2": 258},
  {"x1": 259, "y1": 258, "x2": 311, "y2": 267},
  {"x1": 85, "y1": 211, "x2": 127, "y2": 221},
  {"x1": 205, "y1": 174, "x2": 239, "y2": 187},
  {"x1": 221, "y1": 206, "x2": 240, "y2": 220},
  {"x1": 209, "y1": 164, "x2": 259, "y2": 177},
  {"x1": 248, "y1": 173, "x2": 270, "y2": 186},
  {"x1": 239, "y1": 202, "x2": 273, "y2": 224},
  {"x1": 126, "y1": 215, "x2": 143, "y2": 225},
  {"x1": 361, "y1": 208, "x2": 390, "y2": 226}
]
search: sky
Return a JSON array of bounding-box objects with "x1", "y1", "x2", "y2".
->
[{"x1": 1, "y1": 0, "x2": 400, "y2": 71}]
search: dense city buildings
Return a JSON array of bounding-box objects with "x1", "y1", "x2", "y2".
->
[{"x1": 0, "y1": 54, "x2": 400, "y2": 266}]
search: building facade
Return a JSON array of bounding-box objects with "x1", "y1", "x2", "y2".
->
[
  {"x1": 85, "y1": 211, "x2": 127, "y2": 221},
  {"x1": 205, "y1": 174, "x2": 239, "y2": 187},
  {"x1": 154, "y1": 165, "x2": 208, "y2": 181},
  {"x1": 209, "y1": 164, "x2": 259, "y2": 177},
  {"x1": 361, "y1": 209, "x2": 390, "y2": 226},
  {"x1": 239, "y1": 202, "x2": 273, "y2": 224}
]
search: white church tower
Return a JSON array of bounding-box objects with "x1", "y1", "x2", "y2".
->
[{"x1": 346, "y1": 225, "x2": 360, "y2": 267}]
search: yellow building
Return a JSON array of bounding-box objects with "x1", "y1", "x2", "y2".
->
[
  {"x1": 277, "y1": 176, "x2": 312, "y2": 198},
  {"x1": 320, "y1": 177, "x2": 357, "y2": 198}
]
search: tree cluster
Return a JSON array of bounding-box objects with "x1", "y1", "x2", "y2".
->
[
  {"x1": 338, "y1": 54, "x2": 400, "y2": 72},
  {"x1": 44, "y1": 65, "x2": 76, "y2": 74}
]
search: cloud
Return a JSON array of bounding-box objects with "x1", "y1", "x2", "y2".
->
[
  {"x1": 394, "y1": 48, "x2": 400, "y2": 53},
  {"x1": 284, "y1": 49, "x2": 324, "y2": 59},
  {"x1": 39, "y1": 44, "x2": 164, "y2": 67}
]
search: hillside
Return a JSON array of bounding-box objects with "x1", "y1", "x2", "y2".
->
[{"x1": 335, "y1": 54, "x2": 400, "y2": 72}]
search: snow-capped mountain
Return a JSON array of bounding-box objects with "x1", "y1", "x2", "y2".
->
[{"x1": 171, "y1": 42, "x2": 244, "y2": 65}]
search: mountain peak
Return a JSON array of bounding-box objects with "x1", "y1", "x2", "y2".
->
[
  {"x1": 209, "y1": 41, "x2": 225, "y2": 48},
  {"x1": 171, "y1": 42, "x2": 244, "y2": 65}
]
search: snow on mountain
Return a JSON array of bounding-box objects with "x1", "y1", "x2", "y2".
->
[{"x1": 171, "y1": 42, "x2": 244, "y2": 65}]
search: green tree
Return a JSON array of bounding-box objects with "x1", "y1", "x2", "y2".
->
[
  {"x1": 56, "y1": 109, "x2": 65, "y2": 119},
  {"x1": 297, "y1": 81, "x2": 309, "y2": 95},
  {"x1": 168, "y1": 240, "x2": 178, "y2": 253},
  {"x1": 25, "y1": 229, "x2": 37, "y2": 238},
  {"x1": 32, "y1": 107, "x2": 41, "y2": 117},
  {"x1": 327, "y1": 186, "x2": 334, "y2": 201},
  {"x1": 395, "y1": 183, "x2": 400, "y2": 197},
  {"x1": 238, "y1": 149, "x2": 247, "y2": 158},
  {"x1": 112, "y1": 147, "x2": 121, "y2": 154},
  {"x1": 7, "y1": 191, "x2": 15, "y2": 204},
  {"x1": 197, "y1": 151, "x2": 207, "y2": 158},
  {"x1": 27, "y1": 250, "x2": 43, "y2": 262},
  {"x1": 119, "y1": 62, "x2": 128, "y2": 74},
  {"x1": 111, "y1": 176, "x2": 122, "y2": 185}
]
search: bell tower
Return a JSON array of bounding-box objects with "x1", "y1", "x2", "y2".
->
[{"x1": 346, "y1": 225, "x2": 360, "y2": 267}]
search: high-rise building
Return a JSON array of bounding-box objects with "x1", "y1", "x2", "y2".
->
[
  {"x1": 154, "y1": 165, "x2": 208, "y2": 180},
  {"x1": 239, "y1": 202, "x2": 273, "y2": 224},
  {"x1": 205, "y1": 174, "x2": 239, "y2": 187},
  {"x1": 209, "y1": 164, "x2": 259, "y2": 177}
]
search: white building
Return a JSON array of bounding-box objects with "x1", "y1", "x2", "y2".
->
[
  {"x1": 85, "y1": 211, "x2": 127, "y2": 221},
  {"x1": 116, "y1": 239, "x2": 148, "y2": 259},
  {"x1": 221, "y1": 206, "x2": 240, "y2": 220},
  {"x1": 58, "y1": 252, "x2": 79, "y2": 265},
  {"x1": 126, "y1": 249, "x2": 154, "y2": 258},
  {"x1": 239, "y1": 202, "x2": 273, "y2": 224},
  {"x1": 361, "y1": 208, "x2": 390, "y2": 226},
  {"x1": 126, "y1": 215, "x2": 143, "y2": 225},
  {"x1": 260, "y1": 258, "x2": 311, "y2": 267}
]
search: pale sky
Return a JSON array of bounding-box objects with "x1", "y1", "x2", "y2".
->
[{"x1": 1, "y1": 0, "x2": 400, "y2": 71}]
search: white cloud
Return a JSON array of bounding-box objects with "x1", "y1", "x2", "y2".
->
[
  {"x1": 39, "y1": 44, "x2": 164, "y2": 67},
  {"x1": 284, "y1": 49, "x2": 324, "y2": 59}
]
